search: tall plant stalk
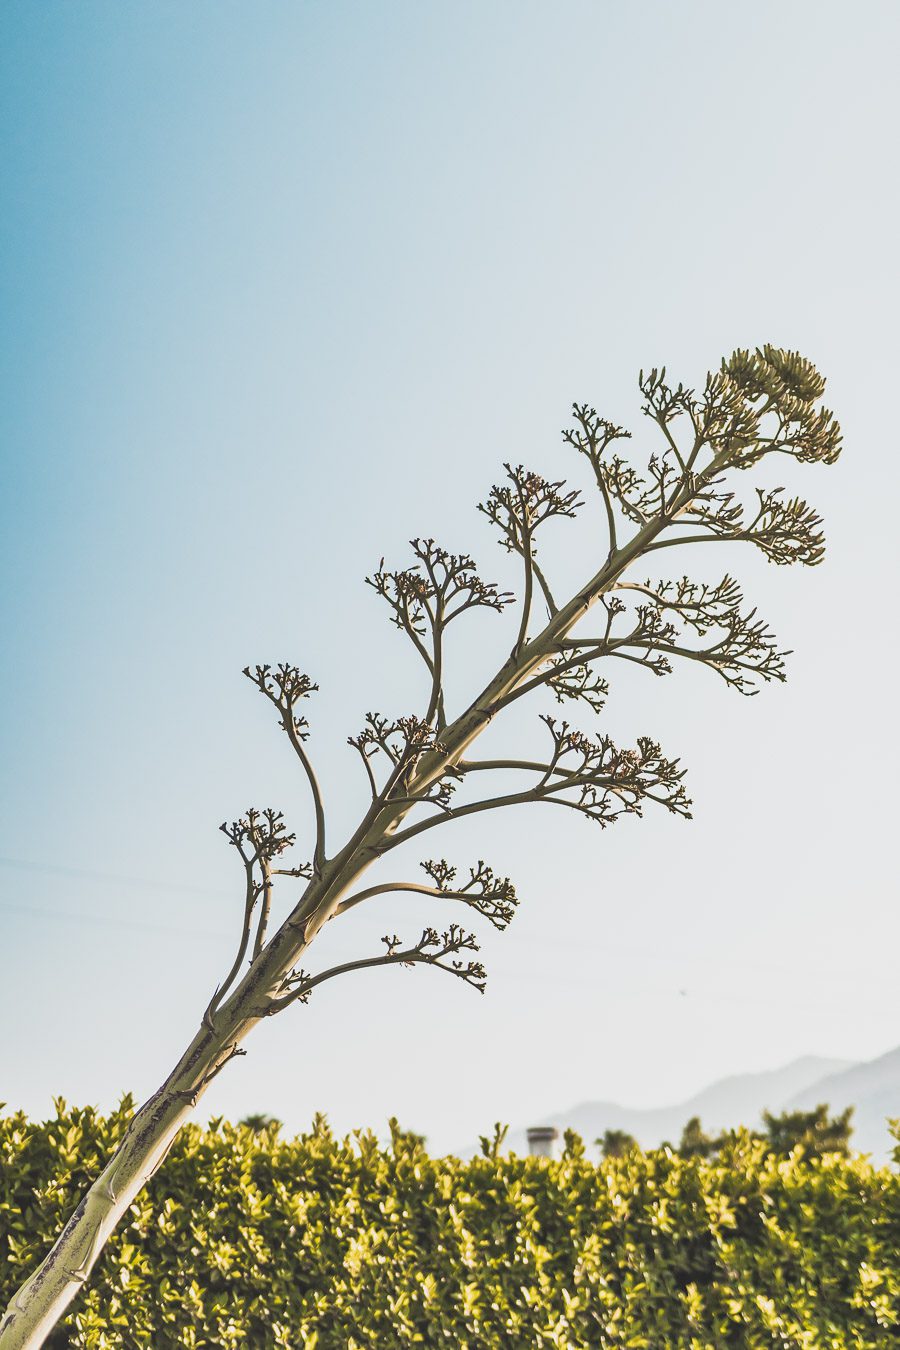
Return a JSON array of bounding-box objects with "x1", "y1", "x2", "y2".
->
[{"x1": 0, "y1": 348, "x2": 841, "y2": 1348}]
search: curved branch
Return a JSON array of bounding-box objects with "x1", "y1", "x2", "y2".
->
[
  {"x1": 334, "y1": 880, "x2": 461, "y2": 916},
  {"x1": 251, "y1": 861, "x2": 274, "y2": 960},
  {"x1": 609, "y1": 637, "x2": 784, "y2": 692},
  {"x1": 563, "y1": 406, "x2": 623, "y2": 553},
  {"x1": 209, "y1": 858, "x2": 258, "y2": 1022},
  {"x1": 424, "y1": 594, "x2": 445, "y2": 728},
  {"x1": 350, "y1": 738, "x2": 380, "y2": 800},
  {"x1": 531, "y1": 556, "x2": 558, "y2": 616},
  {"x1": 456, "y1": 757, "x2": 570, "y2": 779},
  {"x1": 380, "y1": 776, "x2": 669, "y2": 852},
  {"x1": 399, "y1": 594, "x2": 436, "y2": 674},
  {"x1": 513, "y1": 527, "x2": 535, "y2": 656},
  {"x1": 490, "y1": 647, "x2": 608, "y2": 711},
  {"x1": 266, "y1": 931, "x2": 486, "y2": 1013},
  {"x1": 284, "y1": 720, "x2": 327, "y2": 870},
  {"x1": 381, "y1": 788, "x2": 545, "y2": 852},
  {"x1": 645, "y1": 531, "x2": 743, "y2": 553},
  {"x1": 243, "y1": 667, "x2": 326, "y2": 868},
  {"x1": 596, "y1": 474, "x2": 618, "y2": 554}
]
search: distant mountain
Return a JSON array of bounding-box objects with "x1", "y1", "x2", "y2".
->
[
  {"x1": 463, "y1": 1054, "x2": 866, "y2": 1160},
  {"x1": 786, "y1": 1044, "x2": 900, "y2": 1158}
]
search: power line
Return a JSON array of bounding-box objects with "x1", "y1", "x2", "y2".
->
[
  {"x1": 0, "y1": 897, "x2": 230, "y2": 940},
  {"x1": 0, "y1": 855, "x2": 234, "y2": 937},
  {"x1": 0, "y1": 855, "x2": 225, "y2": 897},
  {"x1": 2, "y1": 859, "x2": 895, "y2": 1019}
]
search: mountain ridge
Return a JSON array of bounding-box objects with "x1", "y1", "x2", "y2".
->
[{"x1": 461, "y1": 1048, "x2": 900, "y2": 1160}]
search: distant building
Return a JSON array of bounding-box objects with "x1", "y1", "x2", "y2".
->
[{"x1": 526, "y1": 1125, "x2": 559, "y2": 1159}]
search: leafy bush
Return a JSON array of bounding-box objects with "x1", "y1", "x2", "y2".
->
[{"x1": 2, "y1": 1101, "x2": 899, "y2": 1347}]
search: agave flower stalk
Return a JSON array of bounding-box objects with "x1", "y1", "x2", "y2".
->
[{"x1": 0, "y1": 348, "x2": 841, "y2": 1348}]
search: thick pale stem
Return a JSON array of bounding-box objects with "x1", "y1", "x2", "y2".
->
[
  {"x1": 0, "y1": 1025, "x2": 236, "y2": 1347},
  {"x1": 0, "y1": 1105, "x2": 187, "y2": 1347}
]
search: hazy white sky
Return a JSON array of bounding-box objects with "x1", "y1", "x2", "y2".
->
[{"x1": 2, "y1": 1, "x2": 898, "y2": 1153}]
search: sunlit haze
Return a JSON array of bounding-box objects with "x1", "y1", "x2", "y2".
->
[{"x1": 2, "y1": 1, "x2": 898, "y2": 1154}]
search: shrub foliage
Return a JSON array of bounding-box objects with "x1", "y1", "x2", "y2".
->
[{"x1": 2, "y1": 1102, "x2": 898, "y2": 1348}]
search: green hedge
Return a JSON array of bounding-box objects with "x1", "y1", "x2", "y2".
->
[{"x1": 2, "y1": 1101, "x2": 899, "y2": 1348}]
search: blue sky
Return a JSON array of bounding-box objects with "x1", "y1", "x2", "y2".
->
[{"x1": 2, "y1": 1, "x2": 898, "y2": 1152}]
